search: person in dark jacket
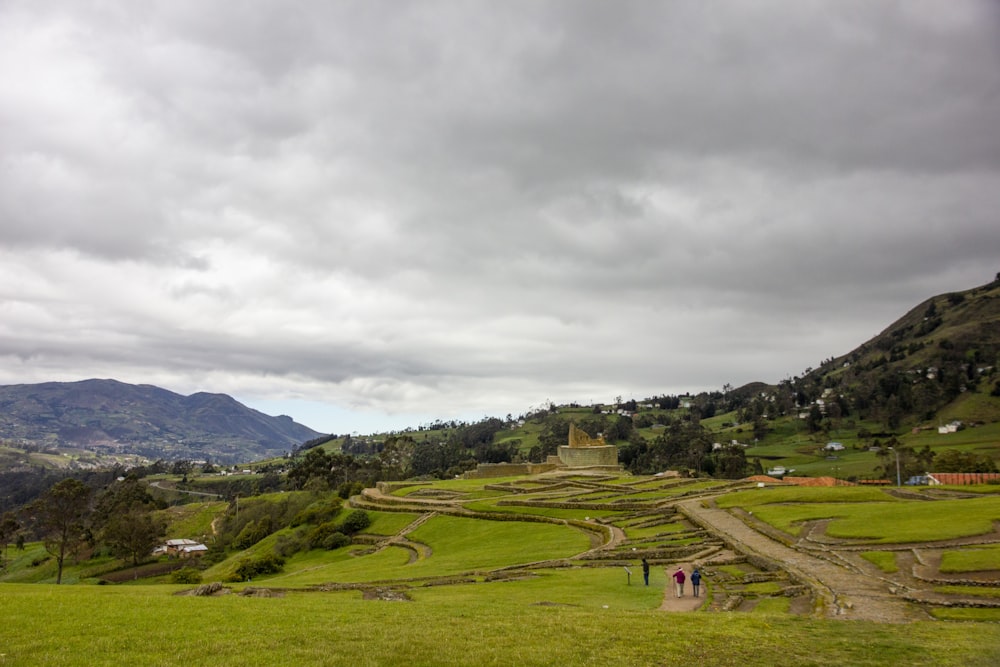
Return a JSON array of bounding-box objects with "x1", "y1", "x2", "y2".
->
[
  {"x1": 641, "y1": 558, "x2": 650, "y2": 586},
  {"x1": 691, "y1": 568, "x2": 702, "y2": 596}
]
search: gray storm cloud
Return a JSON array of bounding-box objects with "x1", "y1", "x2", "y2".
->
[{"x1": 1, "y1": 0, "x2": 997, "y2": 431}]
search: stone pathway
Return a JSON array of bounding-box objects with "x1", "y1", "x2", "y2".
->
[{"x1": 678, "y1": 499, "x2": 930, "y2": 622}]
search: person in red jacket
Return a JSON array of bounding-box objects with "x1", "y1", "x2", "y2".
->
[{"x1": 671, "y1": 566, "x2": 686, "y2": 597}]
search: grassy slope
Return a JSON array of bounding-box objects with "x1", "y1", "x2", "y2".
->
[{"x1": 6, "y1": 474, "x2": 1000, "y2": 665}]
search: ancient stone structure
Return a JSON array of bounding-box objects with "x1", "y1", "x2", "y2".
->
[
  {"x1": 557, "y1": 423, "x2": 620, "y2": 469},
  {"x1": 463, "y1": 462, "x2": 559, "y2": 479},
  {"x1": 464, "y1": 423, "x2": 620, "y2": 479}
]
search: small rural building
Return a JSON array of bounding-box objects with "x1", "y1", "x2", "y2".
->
[
  {"x1": 937, "y1": 421, "x2": 962, "y2": 434},
  {"x1": 164, "y1": 538, "x2": 208, "y2": 558},
  {"x1": 824, "y1": 442, "x2": 845, "y2": 452}
]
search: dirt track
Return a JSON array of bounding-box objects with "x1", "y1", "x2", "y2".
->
[{"x1": 678, "y1": 498, "x2": 930, "y2": 622}]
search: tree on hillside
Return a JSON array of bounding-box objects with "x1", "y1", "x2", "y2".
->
[
  {"x1": 0, "y1": 512, "x2": 21, "y2": 569},
  {"x1": 537, "y1": 417, "x2": 571, "y2": 457},
  {"x1": 933, "y1": 449, "x2": 997, "y2": 473},
  {"x1": 92, "y1": 478, "x2": 159, "y2": 530},
  {"x1": 287, "y1": 448, "x2": 334, "y2": 490},
  {"x1": 605, "y1": 415, "x2": 633, "y2": 443},
  {"x1": 712, "y1": 444, "x2": 749, "y2": 479},
  {"x1": 103, "y1": 508, "x2": 166, "y2": 579},
  {"x1": 29, "y1": 479, "x2": 93, "y2": 584}
]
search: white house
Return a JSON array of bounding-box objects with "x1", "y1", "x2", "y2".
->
[
  {"x1": 164, "y1": 538, "x2": 208, "y2": 558},
  {"x1": 824, "y1": 442, "x2": 845, "y2": 452},
  {"x1": 937, "y1": 421, "x2": 962, "y2": 434}
]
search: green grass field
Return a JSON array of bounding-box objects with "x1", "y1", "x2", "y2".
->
[
  {"x1": 940, "y1": 544, "x2": 1000, "y2": 573},
  {"x1": 7, "y1": 469, "x2": 1000, "y2": 666},
  {"x1": 728, "y1": 493, "x2": 1000, "y2": 543},
  {"x1": 2, "y1": 583, "x2": 999, "y2": 666}
]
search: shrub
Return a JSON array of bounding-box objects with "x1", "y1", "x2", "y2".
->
[
  {"x1": 230, "y1": 554, "x2": 285, "y2": 582},
  {"x1": 337, "y1": 481, "x2": 365, "y2": 500},
  {"x1": 273, "y1": 529, "x2": 309, "y2": 558},
  {"x1": 321, "y1": 532, "x2": 351, "y2": 550},
  {"x1": 200, "y1": 544, "x2": 228, "y2": 565},
  {"x1": 232, "y1": 518, "x2": 272, "y2": 550},
  {"x1": 307, "y1": 521, "x2": 341, "y2": 549},
  {"x1": 171, "y1": 567, "x2": 203, "y2": 584},
  {"x1": 291, "y1": 497, "x2": 343, "y2": 527},
  {"x1": 340, "y1": 509, "x2": 372, "y2": 535}
]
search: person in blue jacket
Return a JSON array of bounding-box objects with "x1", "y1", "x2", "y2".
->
[{"x1": 691, "y1": 567, "x2": 702, "y2": 596}]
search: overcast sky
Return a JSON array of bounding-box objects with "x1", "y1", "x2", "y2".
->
[{"x1": 1, "y1": 1, "x2": 998, "y2": 435}]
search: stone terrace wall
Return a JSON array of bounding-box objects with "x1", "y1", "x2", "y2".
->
[
  {"x1": 558, "y1": 445, "x2": 618, "y2": 468},
  {"x1": 464, "y1": 462, "x2": 559, "y2": 479}
]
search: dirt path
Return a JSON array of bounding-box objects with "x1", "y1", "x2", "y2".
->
[
  {"x1": 678, "y1": 499, "x2": 929, "y2": 622},
  {"x1": 658, "y1": 561, "x2": 706, "y2": 612}
]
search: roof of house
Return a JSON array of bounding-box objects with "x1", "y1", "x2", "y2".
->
[{"x1": 165, "y1": 538, "x2": 199, "y2": 546}]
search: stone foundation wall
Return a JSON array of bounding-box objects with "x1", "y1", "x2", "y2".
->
[
  {"x1": 558, "y1": 445, "x2": 619, "y2": 468},
  {"x1": 463, "y1": 462, "x2": 559, "y2": 479}
]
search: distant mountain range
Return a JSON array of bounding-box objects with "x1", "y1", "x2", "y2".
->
[{"x1": 0, "y1": 379, "x2": 322, "y2": 464}]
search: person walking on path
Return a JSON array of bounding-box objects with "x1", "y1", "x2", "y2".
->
[
  {"x1": 690, "y1": 568, "x2": 701, "y2": 597},
  {"x1": 641, "y1": 559, "x2": 650, "y2": 586},
  {"x1": 671, "y1": 567, "x2": 686, "y2": 597}
]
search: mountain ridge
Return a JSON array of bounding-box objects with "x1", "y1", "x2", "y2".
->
[{"x1": 0, "y1": 378, "x2": 321, "y2": 464}]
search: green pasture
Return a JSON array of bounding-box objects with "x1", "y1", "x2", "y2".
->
[
  {"x1": 255, "y1": 544, "x2": 414, "y2": 586},
  {"x1": 931, "y1": 607, "x2": 1000, "y2": 622},
  {"x1": 214, "y1": 514, "x2": 593, "y2": 587},
  {"x1": 940, "y1": 544, "x2": 1000, "y2": 573},
  {"x1": 2, "y1": 583, "x2": 999, "y2": 666},
  {"x1": 0, "y1": 542, "x2": 55, "y2": 583},
  {"x1": 619, "y1": 521, "x2": 687, "y2": 540},
  {"x1": 750, "y1": 596, "x2": 792, "y2": 614},
  {"x1": 743, "y1": 581, "x2": 784, "y2": 595},
  {"x1": 719, "y1": 491, "x2": 1000, "y2": 543},
  {"x1": 365, "y1": 511, "x2": 421, "y2": 536},
  {"x1": 410, "y1": 566, "x2": 665, "y2": 610},
  {"x1": 860, "y1": 551, "x2": 899, "y2": 573},
  {"x1": 936, "y1": 393, "x2": 1000, "y2": 425},
  {"x1": 934, "y1": 585, "x2": 1000, "y2": 599},
  {"x1": 462, "y1": 499, "x2": 615, "y2": 520},
  {"x1": 716, "y1": 486, "x2": 898, "y2": 508},
  {"x1": 392, "y1": 476, "x2": 525, "y2": 495},
  {"x1": 404, "y1": 515, "x2": 592, "y2": 570},
  {"x1": 159, "y1": 500, "x2": 228, "y2": 538}
]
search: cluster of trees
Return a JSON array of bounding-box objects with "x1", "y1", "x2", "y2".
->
[
  {"x1": 212, "y1": 490, "x2": 371, "y2": 581},
  {"x1": 617, "y1": 420, "x2": 749, "y2": 479},
  {"x1": 14, "y1": 477, "x2": 167, "y2": 583}
]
